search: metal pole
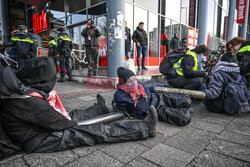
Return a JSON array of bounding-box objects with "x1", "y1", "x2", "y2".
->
[
  {"x1": 226, "y1": 0, "x2": 236, "y2": 41},
  {"x1": 216, "y1": 0, "x2": 223, "y2": 38},
  {"x1": 107, "y1": 0, "x2": 125, "y2": 77},
  {"x1": 197, "y1": 0, "x2": 209, "y2": 45},
  {"x1": 242, "y1": 0, "x2": 249, "y2": 39},
  {"x1": 154, "y1": 86, "x2": 206, "y2": 99},
  {"x1": 77, "y1": 112, "x2": 124, "y2": 125},
  {"x1": 0, "y1": 0, "x2": 10, "y2": 43}
]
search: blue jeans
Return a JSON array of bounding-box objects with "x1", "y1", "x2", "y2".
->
[
  {"x1": 137, "y1": 46, "x2": 147, "y2": 68},
  {"x1": 125, "y1": 50, "x2": 130, "y2": 59}
]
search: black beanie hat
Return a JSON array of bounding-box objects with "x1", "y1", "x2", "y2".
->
[
  {"x1": 117, "y1": 67, "x2": 135, "y2": 83},
  {"x1": 221, "y1": 52, "x2": 235, "y2": 63},
  {"x1": 17, "y1": 57, "x2": 57, "y2": 93}
]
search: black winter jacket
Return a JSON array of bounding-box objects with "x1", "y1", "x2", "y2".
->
[
  {"x1": 170, "y1": 37, "x2": 181, "y2": 50},
  {"x1": 132, "y1": 26, "x2": 147, "y2": 46},
  {"x1": 0, "y1": 96, "x2": 77, "y2": 153},
  {"x1": 48, "y1": 40, "x2": 57, "y2": 57},
  {"x1": 81, "y1": 27, "x2": 101, "y2": 48},
  {"x1": 125, "y1": 27, "x2": 131, "y2": 51},
  {"x1": 4, "y1": 32, "x2": 35, "y2": 57}
]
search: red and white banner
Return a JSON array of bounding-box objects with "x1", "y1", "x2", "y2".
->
[
  {"x1": 188, "y1": 27, "x2": 198, "y2": 49},
  {"x1": 237, "y1": 0, "x2": 247, "y2": 23},
  {"x1": 37, "y1": 47, "x2": 49, "y2": 57}
]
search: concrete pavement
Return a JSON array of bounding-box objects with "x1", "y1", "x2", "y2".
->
[{"x1": 0, "y1": 81, "x2": 250, "y2": 167}]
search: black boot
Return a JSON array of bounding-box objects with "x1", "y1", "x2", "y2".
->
[
  {"x1": 144, "y1": 106, "x2": 158, "y2": 138},
  {"x1": 68, "y1": 74, "x2": 73, "y2": 81},
  {"x1": 57, "y1": 77, "x2": 65, "y2": 82}
]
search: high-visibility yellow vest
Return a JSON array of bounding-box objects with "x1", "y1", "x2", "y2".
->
[
  {"x1": 11, "y1": 37, "x2": 34, "y2": 43},
  {"x1": 58, "y1": 35, "x2": 72, "y2": 41},
  {"x1": 48, "y1": 40, "x2": 57, "y2": 46},
  {"x1": 238, "y1": 45, "x2": 250, "y2": 53},
  {"x1": 173, "y1": 51, "x2": 198, "y2": 76}
]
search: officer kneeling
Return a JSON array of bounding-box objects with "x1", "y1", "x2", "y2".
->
[{"x1": 166, "y1": 45, "x2": 210, "y2": 90}]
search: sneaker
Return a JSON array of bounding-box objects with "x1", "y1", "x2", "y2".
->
[
  {"x1": 138, "y1": 67, "x2": 141, "y2": 71},
  {"x1": 145, "y1": 106, "x2": 158, "y2": 138},
  {"x1": 57, "y1": 78, "x2": 65, "y2": 82},
  {"x1": 142, "y1": 66, "x2": 148, "y2": 70},
  {"x1": 88, "y1": 73, "x2": 92, "y2": 77}
]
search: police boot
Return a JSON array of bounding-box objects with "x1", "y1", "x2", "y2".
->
[
  {"x1": 68, "y1": 74, "x2": 73, "y2": 81},
  {"x1": 144, "y1": 106, "x2": 158, "y2": 138},
  {"x1": 57, "y1": 77, "x2": 65, "y2": 82}
]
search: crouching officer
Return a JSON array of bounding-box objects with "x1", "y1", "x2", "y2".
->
[
  {"x1": 57, "y1": 27, "x2": 73, "y2": 82},
  {"x1": 48, "y1": 36, "x2": 58, "y2": 72},
  {"x1": 166, "y1": 45, "x2": 210, "y2": 90},
  {"x1": 3, "y1": 25, "x2": 35, "y2": 69}
]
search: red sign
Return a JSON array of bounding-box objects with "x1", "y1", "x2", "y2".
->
[
  {"x1": 33, "y1": 10, "x2": 49, "y2": 34},
  {"x1": 37, "y1": 47, "x2": 49, "y2": 57},
  {"x1": 237, "y1": 0, "x2": 247, "y2": 23},
  {"x1": 188, "y1": 27, "x2": 198, "y2": 49},
  {"x1": 189, "y1": 0, "x2": 196, "y2": 27}
]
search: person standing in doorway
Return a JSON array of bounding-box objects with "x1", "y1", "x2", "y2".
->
[
  {"x1": 81, "y1": 21, "x2": 101, "y2": 77},
  {"x1": 132, "y1": 22, "x2": 148, "y2": 71},
  {"x1": 125, "y1": 21, "x2": 131, "y2": 59},
  {"x1": 57, "y1": 27, "x2": 73, "y2": 82}
]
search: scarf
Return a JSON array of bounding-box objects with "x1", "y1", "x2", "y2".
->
[
  {"x1": 117, "y1": 81, "x2": 147, "y2": 106},
  {"x1": 29, "y1": 90, "x2": 71, "y2": 120}
]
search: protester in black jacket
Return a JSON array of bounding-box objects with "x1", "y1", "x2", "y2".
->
[
  {"x1": 0, "y1": 57, "x2": 157, "y2": 159},
  {"x1": 228, "y1": 37, "x2": 250, "y2": 88},
  {"x1": 3, "y1": 25, "x2": 35, "y2": 69},
  {"x1": 132, "y1": 22, "x2": 148, "y2": 70},
  {"x1": 81, "y1": 23, "x2": 101, "y2": 76},
  {"x1": 170, "y1": 33, "x2": 181, "y2": 51},
  {"x1": 166, "y1": 45, "x2": 209, "y2": 90},
  {"x1": 125, "y1": 21, "x2": 131, "y2": 59}
]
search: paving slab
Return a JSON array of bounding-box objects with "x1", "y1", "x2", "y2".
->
[
  {"x1": 123, "y1": 157, "x2": 159, "y2": 167},
  {"x1": 190, "y1": 121, "x2": 226, "y2": 133},
  {"x1": 100, "y1": 142, "x2": 149, "y2": 164},
  {"x1": 233, "y1": 114, "x2": 250, "y2": 127},
  {"x1": 65, "y1": 151, "x2": 123, "y2": 167},
  {"x1": 141, "y1": 144, "x2": 195, "y2": 167},
  {"x1": 0, "y1": 157, "x2": 27, "y2": 167},
  {"x1": 201, "y1": 115, "x2": 232, "y2": 125},
  {"x1": 189, "y1": 150, "x2": 249, "y2": 167},
  {"x1": 217, "y1": 130, "x2": 250, "y2": 147},
  {"x1": 225, "y1": 123, "x2": 250, "y2": 136},
  {"x1": 156, "y1": 121, "x2": 183, "y2": 137},
  {"x1": 72, "y1": 144, "x2": 105, "y2": 157},
  {"x1": 206, "y1": 139, "x2": 250, "y2": 162},
  {"x1": 163, "y1": 127, "x2": 216, "y2": 154},
  {"x1": 206, "y1": 112, "x2": 236, "y2": 120},
  {"x1": 137, "y1": 133, "x2": 168, "y2": 148},
  {"x1": 23, "y1": 150, "x2": 79, "y2": 167}
]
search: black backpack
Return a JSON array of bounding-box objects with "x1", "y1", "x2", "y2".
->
[{"x1": 159, "y1": 48, "x2": 186, "y2": 75}]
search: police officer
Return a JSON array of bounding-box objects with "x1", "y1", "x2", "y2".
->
[
  {"x1": 166, "y1": 45, "x2": 210, "y2": 90},
  {"x1": 57, "y1": 27, "x2": 73, "y2": 82},
  {"x1": 48, "y1": 36, "x2": 58, "y2": 72},
  {"x1": 3, "y1": 25, "x2": 35, "y2": 69},
  {"x1": 81, "y1": 21, "x2": 101, "y2": 77}
]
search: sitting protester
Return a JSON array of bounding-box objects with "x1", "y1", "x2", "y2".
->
[
  {"x1": 228, "y1": 37, "x2": 250, "y2": 88},
  {"x1": 203, "y1": 52, "x2": 250, "y2": 114},
  {"x1": 166, "y1": 45, "x2": 210, "y2": 90},
  {"x1": 0, "y1": 57, "x2": 158, "y2": 160},
  {"x1": 113, "y1": 67, "x2": 159, "y2": 136}
]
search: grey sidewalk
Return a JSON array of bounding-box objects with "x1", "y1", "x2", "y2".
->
[{"x1": 0, "y1": 82, "x2": 250, "y2": 167}]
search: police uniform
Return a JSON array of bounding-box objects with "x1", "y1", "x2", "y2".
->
[
  {"x1": 57, "y1": 32, "x2": 73, "y2": 81},
  {"x1": 48, "y1": 37, "x2": 58, "y2": 72}
]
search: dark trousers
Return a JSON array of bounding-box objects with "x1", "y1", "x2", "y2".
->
[
  {"x1": 167, "y1": 76, "x2": 203, "y2": 90},
  {"x1": 59, "y1": 53, "x2": 71, "y2": 78},
  {"x1": 32, "y1": 105, "x2": 148, "y2": 153},
  {"x1": 125, "y1": 48, "x2": 130, "y2": 59},
  {"x1": 49, "y1": 56, "x2": 58, "y2": 72},
  {"x1": 86, "y1": 48, "x2": 99, "y2": 74},
  {"x1": 137, "y1": 46, "x2": 147, "y2": 68},
  {"x1": 15, "y1": 55, "x2": 29, "y2": 70}
]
